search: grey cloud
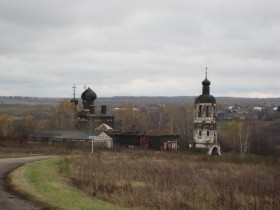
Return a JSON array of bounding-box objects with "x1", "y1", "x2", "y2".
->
[{"x1": 0, "y1": 0, "x2": 279, "y2": 97}]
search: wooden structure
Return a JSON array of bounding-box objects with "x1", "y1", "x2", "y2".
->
[{"x1": 109, "y1": 132, "x2": 179, "y2": 150}]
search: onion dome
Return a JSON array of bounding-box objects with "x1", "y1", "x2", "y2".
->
[
  {"x1": 195, "y1": 71, "x2": 216, "y2": 104},
  {"x1": 81, "y1": 87, "x2": 97, "y2": 102},
  {"x1": 70, "y1": 98, "x2": 78, "y2": 105},
  {"x1": 202, "y1": 78, "x2": 211, "y2": 86}
]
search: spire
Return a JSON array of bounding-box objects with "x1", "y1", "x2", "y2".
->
[
  {"x1": 70, "y1": 84, "x2": 78, "y2": 106},
  {"x1": 72, "y1": 84, "x2": 76, "y2": 99},
  {"x1": 202, "y1": 67, "x2": 211, "y2": 95}
]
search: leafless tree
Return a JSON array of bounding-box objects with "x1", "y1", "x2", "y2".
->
[
  {"x1": 49, "y1": 100, "x2": 77, "y2": 130},
  {"x1": 237, "y1": 120, "x2": 252, "y2": 159},
  {"x1": 0, "y1": 114, "x2": 13, "y2": 137}
]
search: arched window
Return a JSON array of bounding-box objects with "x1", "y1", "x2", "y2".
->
[
  {"x1": 206, "y1": 106, "x2": 213, "y2": 117},
  {"x1": 199, "y1": 130, "x2": 202, "y2": 136},
  {"x1": 206, "y1": 106, "x2": 209, "y2": 117},
  {"x1": 207, "y1": 131, "x2": 210, "y2": 136},
  {"x1": 213, "y1": 105, "x2": 216, "y2": 116},
  {"x1": 198, "y1": 105, "x2": 202, "y2": 117}
]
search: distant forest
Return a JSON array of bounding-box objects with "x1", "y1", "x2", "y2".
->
[{"x1": 1, "y1": 96, "x2": 280, "y2": 108}]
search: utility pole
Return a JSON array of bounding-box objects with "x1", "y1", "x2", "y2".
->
[{"x1": 89, "y1": 135, "x2": 95, "y2": 154}]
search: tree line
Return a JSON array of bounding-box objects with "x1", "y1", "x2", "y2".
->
[{"x1": 0, "y1": 100, "x2": 279, "y2": 156}]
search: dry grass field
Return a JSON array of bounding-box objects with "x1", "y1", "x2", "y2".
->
[
  {"x1": 1, "y1": 139, "x2": 279, "y2": 210},
  {"x1": 66, "y1": 150, "x2": 280, "y2": 210}
]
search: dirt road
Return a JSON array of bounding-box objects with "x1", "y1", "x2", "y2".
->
[{"x1": 0, "y1": 156, "x2": 54, "y2": 210}]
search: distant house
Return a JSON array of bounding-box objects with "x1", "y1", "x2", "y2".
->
[
  {"x1": 252, "y1": 107, "x2": 264, "y2": 112},
  {"x1": 272, "y1": 106, "x2": 280, "y2": 111},
  {"x1": 29, "y1": 130, "x2": 113, "y2": 148},
  {"x1": 227, "y1": 105, "x2": 240, "y2": 113},
  {"x1": 91, "y1": 132, "x2": 113, "y2": 148}
]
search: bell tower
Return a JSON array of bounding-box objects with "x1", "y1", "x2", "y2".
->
[{"x1": 191, "y1": 68, "x2": 220, "y2": 155}]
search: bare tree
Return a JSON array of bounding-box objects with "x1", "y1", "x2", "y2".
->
[
  {"x1": 113, "y1": 107, "x2": 148, "y2": 132},
  {"x1": 14, "y1": 113, "x2": 35, "y2": 137},
  {"x1": 237, "y1": 120, "x2": 252, "y2": 159},
  {"x1": 49, "y1": 100, "x2": 77, "y2": 130},
  {"x1": 227, "y1": 120, "x2": 240, "y2": 152},
  {"x1": 0, "y1": 114, "x2": 13, "y2": 137},
  {"x1": 172, "y1": 106, "x2": 193, "y2": 149}
]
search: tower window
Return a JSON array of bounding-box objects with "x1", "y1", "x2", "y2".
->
[
  {"x1": 207, "y1": 131, "x2": 210, "y2": 136},
  {"x1": 198, "y1": 105, "x2": 202, "y2": 117},
  {"x1": 206, "y1": 106, "x2": 211, "y2": 117},
  {"x1": 199, "y1": 130, "x2": 202, "y2": 136}
]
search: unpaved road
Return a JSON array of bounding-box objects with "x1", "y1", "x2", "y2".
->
[{"x1": 0, "y1": 156, "x2": 54, "y2": 210}]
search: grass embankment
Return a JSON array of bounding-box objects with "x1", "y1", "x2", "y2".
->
[{"x1": 9, "y1": 157, "x2": 134, "y2": 210}]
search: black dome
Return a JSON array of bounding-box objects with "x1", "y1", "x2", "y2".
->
[
  {"x1": 195, "y1": 94, "x2": 216, "y2": 104},
  {"x1": 202, "y1": 78, "x2": 211, "y2": 86},
  {"x1": 70, "y1": 98, "x2": 78, "y2": 105},
  {"x1": 81, "y1": 87, "x2": 97, "y2": 102}
]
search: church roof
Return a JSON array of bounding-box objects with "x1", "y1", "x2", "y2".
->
[
  {"x1": 95, "y1": 123, "x2": 113, "y2": 132},
  {"x1": 195, "y1": 94, "x2": 216, "y2": 103}
]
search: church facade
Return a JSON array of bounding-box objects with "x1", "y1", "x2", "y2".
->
[{"x1": 191, "y1": 71, "x2": 220, "y2": 155}]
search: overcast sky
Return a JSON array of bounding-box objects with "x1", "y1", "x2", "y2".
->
[{"x1": 0, "y1": 0, "x2": 279, "y2": 98}]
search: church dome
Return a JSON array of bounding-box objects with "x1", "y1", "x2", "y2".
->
[
  {"x1": 81, "y1": 87, "x2": 97, "y2": 102},
  {"x1": 202, "y1": 78, "x2": 211, "y2": 86},
  {"x1": 70, "y1": 98, "x2": 78, "y2": 105},
  {"x1": 196, "y1": 70, "x2": 216, "y2": 104},
  {"x1": 195, "y1": 94, "x2": 216, "y2": 104}
]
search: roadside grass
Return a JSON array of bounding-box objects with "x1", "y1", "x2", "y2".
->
[{"x1": 9, "y1": 157, "x2": 138, "y2": 210}]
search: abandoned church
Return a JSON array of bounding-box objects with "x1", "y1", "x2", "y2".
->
[
  {"x1": 190, "y1": 70, "x2": 220, "y2": 155},
  {"x1": 31, "y1": 70, "x2": 220, "y2": 154}
]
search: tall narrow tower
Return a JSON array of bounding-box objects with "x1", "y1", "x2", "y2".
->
[{"x1": 191, "y1": 68, "x2": 220, "y2": 155}]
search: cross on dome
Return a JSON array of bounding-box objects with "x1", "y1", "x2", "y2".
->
[{"x1": 72, "y1": 84, "x2": 76, "y2": 99}]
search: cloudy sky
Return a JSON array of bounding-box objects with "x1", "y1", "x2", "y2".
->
[{"x1": 0, "y1": 0, "x2": 279, "y2": 98}]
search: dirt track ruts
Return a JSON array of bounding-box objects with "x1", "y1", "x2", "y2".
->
[{"x1": 0, "y1": 156, "x2": 54, "y2": 210}]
